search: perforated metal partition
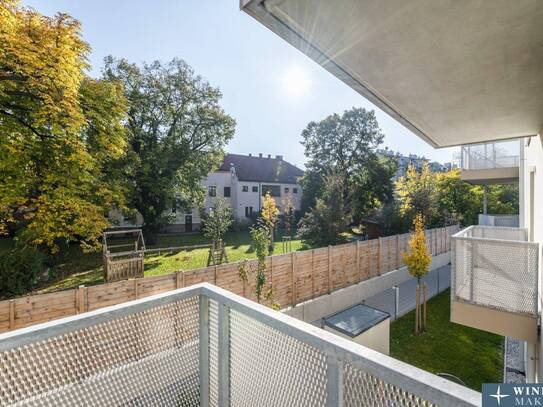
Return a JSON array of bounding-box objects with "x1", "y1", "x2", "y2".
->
[
  {"x1": 0, "y1": 284, "x2": 479, "y2": 407},
  {"x1": 452, "y1": 226, "x2": 538, "y2": 316}
]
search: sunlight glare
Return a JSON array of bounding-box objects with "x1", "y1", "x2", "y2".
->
[{"x1": 279, "y1": 64, "x2": 312, "y2": 101}]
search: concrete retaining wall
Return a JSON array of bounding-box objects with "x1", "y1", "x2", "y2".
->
[{"x1": 284, "y1": 251, "x2": 450, "y2": 323}]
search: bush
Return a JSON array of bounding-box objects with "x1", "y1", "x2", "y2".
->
[{"x1": 0, "y1": 247, "x2": 46, "y2": 298}]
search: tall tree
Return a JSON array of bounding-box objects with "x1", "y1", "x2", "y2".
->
[
  {"x1": 0, "y1": 1, "x2": 128, "y2": 253},
  {"x1": 297, "y1": 172, "x2": 348, "y2": 246},
  {"x1": 435, "y1": 169, "x2": 481, "y2": 226},
  {"x1": 396, "y1": 163, "x2": 438, "y2": 227},
  {"x1": 103, "y1": 57, "x2": 236, "y2": 242},
  {"x1": 300, "y1": 107, "x2": 395, "y2": 223}
]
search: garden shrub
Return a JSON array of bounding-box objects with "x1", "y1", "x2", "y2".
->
[{"x1": 0, "y1": 247, "x2": 46, "y2": 298}]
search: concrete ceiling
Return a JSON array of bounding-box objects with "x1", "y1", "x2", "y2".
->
[{"x1": 241, "y1": 0, "x2": 543, "y2": 148}]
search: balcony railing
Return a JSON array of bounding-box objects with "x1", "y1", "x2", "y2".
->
[
  {"x1": 461, "y1": 139, "x2": 520, "y2": 170},
  {"x1": 452, "y1": 226, "x2": 538, "y2": 317},
  {"x1": 0, "y1": 283, "x2": 479, "y2": 406},
  {"x1": 478, "y1": 214, "x2": 519, "y2": 228}
]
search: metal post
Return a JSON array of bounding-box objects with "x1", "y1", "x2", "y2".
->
[
  {"x1": 218, "y1": 303, "x2": 230, "y2": 407},
  {"x1": 325, "y1": 355, "x2": 343, "y2": 407},
  {"x1": 393, "y1": 286, "x2": 399, "y2": 320},
  {"x1": 199, "y1": 295, "x2": 210, "y2": 407},
  {"x1": 483, "y1": 185, "x2": 488, "y2": 215}
]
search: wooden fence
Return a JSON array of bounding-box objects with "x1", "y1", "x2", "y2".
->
[{"x1": 0, "y1": 225, "x2": 459, "y2": 333}]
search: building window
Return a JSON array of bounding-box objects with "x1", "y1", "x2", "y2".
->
[
  {"x1": 245, "y1": 206, "x2": 253, "y2": 217},
  {"x1": 261, "y1": 184, "x2": 280, "y2": 197},
  {"x1": 284, "y1": 187, "x2": 289, "y2": 194},
  {"x1": 224, "y1": 187, "x2": 231, "y2": 197},
  {"x1": 252, "y1": 186, "x2": 258, "y2": 193},
  {"x1": 293, "y1": 187, "x2": 298, "y2": 194},
  {"x1": 208, "y1": 186, "x2": 216, "y2": 197},
  {"x1": 242, "y1": 185, "x2": 249, "y2": 192}
]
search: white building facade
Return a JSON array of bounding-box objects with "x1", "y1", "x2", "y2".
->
[{"x1": 110, "y1": 153, "x2": 303, "y2": 232}]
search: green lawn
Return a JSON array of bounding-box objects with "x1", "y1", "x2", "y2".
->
[
  {"x1": 390, "y1": 289, "x2": 503, "y2": 391},
  {"x1": 0, "y1": 231, "x2": 305, "y2": 296}
]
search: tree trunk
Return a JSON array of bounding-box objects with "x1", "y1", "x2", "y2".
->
[{"x1": 143, "y1": 223, "x2": 159, "y2": 245}]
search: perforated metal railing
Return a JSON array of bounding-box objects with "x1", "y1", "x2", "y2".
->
[
  {"x1": 0, "y1": 283, "x2": 479, "y2": 407},
  {"x1": 452, "y1": 225, "x2": 539, "y2": 316}
]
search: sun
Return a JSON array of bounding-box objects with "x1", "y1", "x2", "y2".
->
[{"x1": 279, "y1": 64, "x2": 312, "y2": 101}]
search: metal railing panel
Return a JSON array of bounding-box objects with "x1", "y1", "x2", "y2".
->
[
  {"x1": 452, "y1": 226, "x2": 538, "y2": 316},
  {"x1": 0, "y1": 283, "x2": 480, "y2": 407},
  {"x1": 478, "y1": 214, "x2": 520, "y2": 228}
]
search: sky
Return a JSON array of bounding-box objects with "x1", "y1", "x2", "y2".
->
[{"x1": 23, "y1": 0, "x2": 457, "y2": 169}]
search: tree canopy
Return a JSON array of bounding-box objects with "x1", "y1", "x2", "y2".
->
[
  {"x1": 0, "y1": 1, "x2": 128, "y2": 253},
  {"x1": 103, "y1": 57, "x2": 236, "y2": 242},
  {"x1": 300, "y1": 107, "x2": 395, "y2": 223}
]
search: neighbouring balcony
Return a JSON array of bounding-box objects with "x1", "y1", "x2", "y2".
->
[
  {"x1": 451, "y1": 226, "x2": 538, "y2": 342},
  {"x1": 0, "y1": 283, "x2": 479, "y2": 406},
  {"x1": 478, "y1": 214, "x2": 519, "y2": 228},
  {"x1": 460, "y1": 139, "x2": 520, "y2": 184}
]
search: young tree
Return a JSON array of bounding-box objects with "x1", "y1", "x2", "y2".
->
[
  {"x1": 0, "y1": 2, "x2": 128, "y2": 253},
  {"x1": 300, "y1": 107, "x2": 395, "y2": 222},
  {"x1": 281, "y1": 193, "x2": 296, "y2": 237},
  {"x1": 103, "y1": 57, "x2": 235, "y2": 243},
  {"x1": 202, "y1": 198, "x2": 233, "y2": 245},
  {"x1": 238, "y1": 224, "x2": 275, "y2": 305},
  {"x1": 297, "y1": 173, "x2": 348, "y2": 246},
  {"x1": 402, "y1": 214, "x2": 432, "y2": 334},
  {"x1": 261, "y1": 192, "x2": 279, "y2": 247}
]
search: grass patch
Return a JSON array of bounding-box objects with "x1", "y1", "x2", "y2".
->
[
  {"x1": 390, "y1": 289, "x2": 503, "y2": 391},
  {"x1": 16, "y1": 231, "x2": 305, "y2": 296}
]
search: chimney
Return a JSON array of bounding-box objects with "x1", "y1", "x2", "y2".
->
[
  {"x1": 267, "y1": 154, "x2": 271, "y2": 159},
  {"x1": 275, "y1": 155, "x2": 283, "y2": 161},
  {"x1": 248, "y1": 153, "x2": 252, "y2": 157},
  {"x1": 259, "y1": 153, "x2": 262, "y2": 158}
]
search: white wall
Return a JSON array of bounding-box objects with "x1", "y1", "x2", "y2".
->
[
  {"x1": 521, "y1": 134, "x2": 543, "y2": 382},
  {"x1": 108, "y1": 171, "x2": 303, "y2": 228}
]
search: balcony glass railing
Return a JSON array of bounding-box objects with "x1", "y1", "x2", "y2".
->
[
  {"x1": 461, "y1": 139, "x2": 520, "y2": 170},
  {"x1": 452, "y1": 226, "x2": 538, "y2": 316},
  {"x1": 0, "y1": 283, "x2": 479, "y2": 406}
]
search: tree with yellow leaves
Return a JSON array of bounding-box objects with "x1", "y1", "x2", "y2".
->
[
  {"x1": 402, "y1": 214, "x2": 432, "y2": 334},
  {"x1": 260, "y1": 192, "x2": 279, "y2": 249},
  {"x1": 0, "y1": 1, "x2": 127, "y2": 254}
]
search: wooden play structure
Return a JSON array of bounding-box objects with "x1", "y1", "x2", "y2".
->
[
  {"x1": 103, "y1": 229, "x2": 146, "y2": 282},
  {"x1": 207, "y1": 239, "x2": 228, "y2": 266}
]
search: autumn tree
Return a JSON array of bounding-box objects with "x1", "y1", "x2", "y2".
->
[
  {"x1": 0, "y1": 1, "x2": 128, "y2": 254},
  {"x1": 435, "y1": 169, "x2": 481, "y2": 226},
  {"x1": 103, "y1": 57, "x2": 235, "y2": 243},
  {"x1": 396, "y1": 163, "x2": 438, "y2": 228},
  {"x1": 300, "y1": 107, "x2": 396, "y2": 223},
  {"x1": 402, "y1": 214, "x2": 431, "y2": 334},
  {"x1": 261, "y1": 192, "x2": 279, "y2": 233}
]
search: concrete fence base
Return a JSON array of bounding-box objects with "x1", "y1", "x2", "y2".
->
[{"x1": 284, "y1": 252, "x2": 451, "y2": 323}]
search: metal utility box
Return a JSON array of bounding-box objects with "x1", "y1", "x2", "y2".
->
[{"x1": 322, "y1": 303, "x2": 390, "y2": 355}]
